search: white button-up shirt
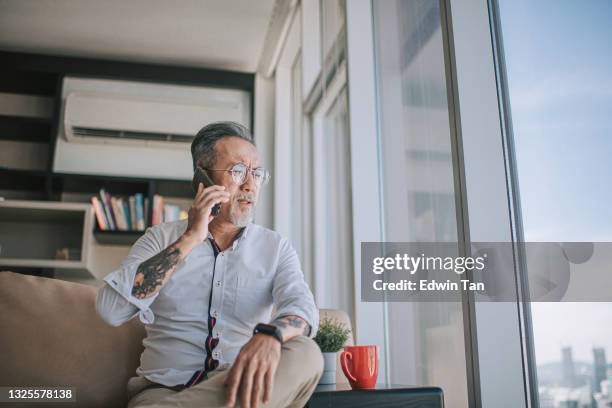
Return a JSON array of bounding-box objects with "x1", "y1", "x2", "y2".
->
[{"x1": 95, "y1": 219, "x2": 319, "y2": 387}]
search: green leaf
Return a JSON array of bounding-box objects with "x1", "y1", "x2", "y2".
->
[{"x1": 314, "y1": 317, "x2": 351, "y2": 353}]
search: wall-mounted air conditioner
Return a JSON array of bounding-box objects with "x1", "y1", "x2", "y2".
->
[{"x1": 53, "y1": 77, "x2": 251, "y2": 180}]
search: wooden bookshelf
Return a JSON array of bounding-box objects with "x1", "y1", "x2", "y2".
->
[{"x1": 0, "y1": 200, "x2": 93, "y2": 276}]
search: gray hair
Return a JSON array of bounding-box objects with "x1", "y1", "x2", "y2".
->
[{"x1": 191, "y1": 121, "x2": 254, "y2": 171}]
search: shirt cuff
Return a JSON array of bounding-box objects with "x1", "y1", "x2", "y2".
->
[{"x1": 103, "y1": 263, "x2": 159, "y2": 324}]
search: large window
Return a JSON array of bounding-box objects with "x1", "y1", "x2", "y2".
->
[
  {"x1": 372, "y1": 1, "x2": 468, "y2": 406},
  {"x1": 497, "y1": 0, "x2": 612, "y2": 406}
]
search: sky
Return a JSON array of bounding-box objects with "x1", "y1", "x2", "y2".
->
[{"x1": 498, "y1": 0, "x2": 612, "y2": 365}]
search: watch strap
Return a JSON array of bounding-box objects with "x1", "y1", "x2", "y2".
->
[{"x1": 253, "y1": 323, "x2": 283, "y2": 344}]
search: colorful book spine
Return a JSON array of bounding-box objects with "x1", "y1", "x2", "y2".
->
[
  {"x1": 163, "y1": 204, "x2": 175, "y2": 222},
  {"x1": 135, "y1": 193, "x2": 145, "y2": 231},
  {"x1": 158, "y1": 195, "x2": 165, "y2": 224},
  {"x1": 163, "y1": 204, "x2": 182, "y2": 222},
  {"x1": 152, "y1": 194, "x2": 163, "y2": 225},
  {"x1": 122, "y1": 198, "x2": 132, "y2": 230},
  {"x1": 163, "y1": 204, "x2": 171, "y2": 223},
  {"x1": 144, "y1": 197, "x2": 149, "y2": 227},
  {"x1": 129, "y1": 196, "x2": 137, "y2": 231},
  {"x1": 111, "y1": 197, "x2": 127, "y2": 231},
  {"x1": 99, "y1": 188, "x2": 116, "y2": 230},
  {"x1": 91, "y1": 197, "x2": 108, "y2": 230},
  {"x1": 93, "y1": 192, "x2": 192, "y2": 232},
  {"x1": 104, "y1": 190, "x2": 117, "y2": 230}
]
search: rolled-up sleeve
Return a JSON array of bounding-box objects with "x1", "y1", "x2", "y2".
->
[
  {"x1": 96, "y1": 226, "x2": 163, "y2": 327},
  {"x1": 271, "y1": 238, "x2": 319, "y2": 338}
]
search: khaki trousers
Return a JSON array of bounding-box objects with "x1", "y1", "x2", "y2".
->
[{"x1": 126, "y1": 336, "x2": 323, "y2": 408}]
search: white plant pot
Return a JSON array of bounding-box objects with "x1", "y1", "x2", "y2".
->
[{"x1": 319, "y1": 352, "x2": 337, "y2": 384}]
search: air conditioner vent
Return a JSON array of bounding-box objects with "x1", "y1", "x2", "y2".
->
[{"x1": 72, "y1": 127, "x2": 193, "y2": 143}]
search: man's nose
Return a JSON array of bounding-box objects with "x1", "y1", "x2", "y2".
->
[{"x1": 241, "y1": 170, "x2": 256, "y2": 191}]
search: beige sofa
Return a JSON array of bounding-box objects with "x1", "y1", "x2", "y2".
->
[{"x1": 0, "y1": 271, "x2": 353, "y2": 408}]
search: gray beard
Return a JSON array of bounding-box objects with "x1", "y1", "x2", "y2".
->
[{"x1": 229, "y1": 201, "x2": 255, "y2": 227}]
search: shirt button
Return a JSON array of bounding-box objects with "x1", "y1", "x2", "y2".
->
[
  {"x1": 213, "y1": 351, "x2": 220, "y2": 358},
  {"x1": 215, "y1": 280, "x2": 221, "y2": 287},
  {"x1": 212, "y1": 310, "x2": 219, "y2": 318}
]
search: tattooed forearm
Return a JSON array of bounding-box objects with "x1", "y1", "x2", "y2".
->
[
  {"x1": 272, "y1": 315, "x2": 311, "y2": 339},
  {"x1": 132, "y1": 245, "x2": 181, "y2": 299}
]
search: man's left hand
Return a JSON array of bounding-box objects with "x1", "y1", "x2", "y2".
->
[{"x1": 224, "y1": 334, "x2": 281, "y2": 408}]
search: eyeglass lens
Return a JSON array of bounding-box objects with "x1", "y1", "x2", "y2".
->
[{"x1": 230, "y1": 163, "x2": 269, "y2": 186}]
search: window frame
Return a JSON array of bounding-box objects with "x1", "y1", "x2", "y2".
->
[
  {"x1": 443, "y1": 0, "x2": 535, "y2": 406},
  {"x1": 344, "y1": 0, "x2": 389, "y2": 383},
  {"x1": 273, "y1": 4, "x2": 302, "y2": 241}
]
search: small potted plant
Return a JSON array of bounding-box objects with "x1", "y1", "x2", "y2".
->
[{"x1": 314, "y1": 317, "x2": 351, "y2": 384}]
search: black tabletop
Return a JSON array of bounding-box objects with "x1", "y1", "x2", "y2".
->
[{"x1": 307, "y1": 383, "x2": 444, "y2": 408}]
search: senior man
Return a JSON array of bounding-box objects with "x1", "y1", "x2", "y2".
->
[{"x1": 96, "y1": 121, "x2": 323, "y2": 408}]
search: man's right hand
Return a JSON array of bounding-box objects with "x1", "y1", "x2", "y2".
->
[
  {"x1": 184, "y1": 183, "x2": 230, "y2": 243},
  {"x1": 131, "y1": 183, "x2": 228, "y2": 299}
]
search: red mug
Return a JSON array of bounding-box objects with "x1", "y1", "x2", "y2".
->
[{"x1": 340, "y1": 345, "x2": 379, "y2": 389}]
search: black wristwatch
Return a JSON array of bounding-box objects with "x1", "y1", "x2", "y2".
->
[{"x1": 253, "y1": 323, "x2": 283, "y2": 344}]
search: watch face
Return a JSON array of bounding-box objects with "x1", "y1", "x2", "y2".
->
[
  {"x1": 257, "y1": 323, "x2": 276, "y2": 333},
  {"x1": 254, "y1": 323, "x2": 283, "y2": 343}
]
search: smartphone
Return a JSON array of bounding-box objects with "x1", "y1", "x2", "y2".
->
[{"x1": 192, "y1": 167, "x2": 221, "y2": 216}]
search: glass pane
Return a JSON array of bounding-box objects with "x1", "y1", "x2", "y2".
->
[
  {"x1": 319, "y1": 87, "x2": 355, "y2": 318},
  {"x1": 291, "y1": 53, "x2": 305, "y2": 266},
  {"x1": 320, "y1": 0, "x2": 345, "y2": 60},
  {"x1": 372, "y1": 1, "x2": 468, "y2": 406},
  {"x1": 498, "y1": 0, "x2": 612, "y2": 406}
]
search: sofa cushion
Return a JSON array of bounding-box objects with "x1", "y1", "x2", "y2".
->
[{"x1": 0, "y1": 271, "x2": 145, "y2": 408}]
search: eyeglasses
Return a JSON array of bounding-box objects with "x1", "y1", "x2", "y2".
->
[{"x1": 206, "y1": 162, "x2": 270, "y2": 187}]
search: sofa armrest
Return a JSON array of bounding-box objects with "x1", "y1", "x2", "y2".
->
[{"x1": 0, "y1": 271, "x2": 146, "y2": 408}]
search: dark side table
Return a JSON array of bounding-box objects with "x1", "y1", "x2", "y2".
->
[{"x1": 306, "y1": 383, "x2": 444, "y2": 408}]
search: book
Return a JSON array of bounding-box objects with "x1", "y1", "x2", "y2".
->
[
  {"x1": 122, "y1": 198, "x2": 132, "y2": 230},
  {"x1": 164, "y1": 204, "x2": 181, "y2": 222},
  {"x1": 104, "y1": 190, "x2": 117, "y2": 230},
  {"x1": 99, "y1": 188, "x2": 116, "y2": 230},
  {"x1": 135, "y1": 193, "x2": 145, "y2": 231},
  {"x1": 91, "y1": 196, "x2": 108, "y2": 230},
  {"x1": 152, "y1": 194, "x2": 163, "y2": 225},
  {"x1": 111, "y1": 197, "x2": 127, "y2": 230},
  {"x1": 118, "y1": 198, "x2": 128, "y2": 230},
  {"x1": 92, "y1": 191, "x2": 190, "y2": 231},
  {"x1": 144, "y1": 197, "x2": 149, "y2": 227},
  {"x1": 97, "y1": 196, "x2": 110, "y2": 229},
  {"x1": 129, "y1": 196, "x2": 137, "y2": 231},
  {"x1": 158, "y1": 195, "x2": 165, "y2": 224}
]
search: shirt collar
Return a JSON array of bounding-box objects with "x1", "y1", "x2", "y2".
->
[
  {"x1": 231, "y1": 223, "x2": 251, "y2": 249},
  {"x1": 238, "y1": 222, "x2": 251, "y2": 240},
  {"x1": 206, "y1": 222, "x2": 251, "y2": 250}
]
